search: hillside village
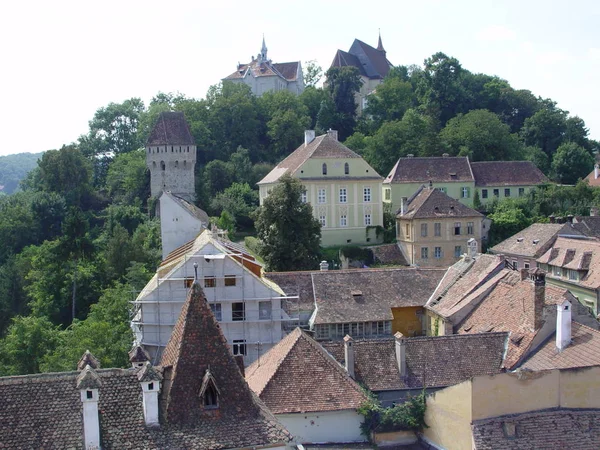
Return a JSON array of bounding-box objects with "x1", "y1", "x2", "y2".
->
[{"x1": 1, "y1": 35, "x2": 600, "y2": 449}]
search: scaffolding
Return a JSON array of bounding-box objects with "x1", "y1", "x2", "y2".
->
[{"x1": 130, "y1": 250, "x2": 301, "y2": 365}]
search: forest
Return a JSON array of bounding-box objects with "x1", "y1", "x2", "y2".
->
[{"x1": 0, "y1": 52, "x2": 599, "y2": 375}]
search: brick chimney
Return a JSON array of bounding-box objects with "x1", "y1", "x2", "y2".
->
[
  {"x1": 556, "y1": 300, "x2": 572, "y2": 352},
  {"x1": 530, "y1": 268, "x2": 546, "y2": 330},
  {"x1": 343, "y1": 335, "x2": 355, "y2": 379},
  {"x1": 394, "y1": 332, "x2": 406, "y2": 376},
  {"x1": 304, "y1": 130, "x2": 315, "y2": 146}
]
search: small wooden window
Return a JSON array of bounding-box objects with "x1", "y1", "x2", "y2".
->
[
  {"x1": 184, "y1": 278, "x2": 194, "y2": 288},
  {"x1": 204, "y1": 276, "x2": 216, "y2": 288},
  {"x1": 224, "y1": 275, "x2": 236, "y2": 287}
]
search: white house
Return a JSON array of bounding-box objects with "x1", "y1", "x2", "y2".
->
[{"x1": 132, "y1": 229, "x2": 299, "y2": 365}]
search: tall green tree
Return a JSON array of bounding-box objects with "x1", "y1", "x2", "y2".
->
[
  {"x1": 323, "y1": 66, "x2": 362, "y2": 139},
  {"x1": 521, "y1": 103, "x2": 567, "y2": 158},
  {"x1": 551, "y1": 142, "x2": 594, "y2": 185},
  {"x1": 255, "y1": 174, "x2": 321, "y2": 271}
]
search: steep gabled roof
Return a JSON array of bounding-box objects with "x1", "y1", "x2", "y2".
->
[
  {"x1": 470, "y1": 161, "x2": 547, "y2": 187},
  {"x1": 573, "y1": 215, "x2": 600, "y2": 237},
  {"x1": 330, "y1": 50, "x2": 367, "y2": 76},
  {"x1": 258, "y1": 133, "x2": 381, "y2": 185},
  {"x1": 246, "y1": 328, "x2": 367, "y2": 414},
  {"x1": 310, "y1": 268, "x2": 446, "y2": 325},
  {"x1": 146, "y1": 111, "x2": 195, "y2": 146},
  {"x1": 490, "y1": 223, "x2": 570, "y2": 258},
  {"x1": 399, "y1": 186, "x2": 483, "y2": 219},
  {"x1": 159, "y1": 282, "x2": 290, "y2": 441},
  {"x1": 384, "y1": 156, "x2": 474, "y2": 184},
  {"x1": 350, "y1": 39, "x2": 393, "y2": 79},
  {"x1": 321, "y1": 332, "x2": 507, "y2": 391},
  {"x1": 160, "y1": 191, "x2": 209, "y2": 224}
]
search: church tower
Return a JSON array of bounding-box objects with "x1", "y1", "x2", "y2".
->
[{"x1": 146, "y1": 112, "x2": 197, "y2": 202}]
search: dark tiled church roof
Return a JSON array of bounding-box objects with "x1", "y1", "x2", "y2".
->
[
  {"x1": 146, "y1": 111, "x2": 196, "y2": 146},
  {"x1": 330, "y1": 38, "x2": 393, "y2": 80}
]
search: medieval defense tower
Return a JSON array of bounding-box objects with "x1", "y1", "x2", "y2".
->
[{"x1": 146, "y1": 111, "x2": 196, "y2": 202}]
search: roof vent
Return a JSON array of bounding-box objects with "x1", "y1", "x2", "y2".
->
[
  {"x1": 442, "y1": 153, "x2": 449, "y2": 157},
  {"x1": 351, "y1": 290, "x2": 363, "y2": 297},
  {"x1": 517, "y1": 238, "x2": 524, "y2": 243},
  {"x1": 533, "y1": 239, "x2": 539, "y2": 245}
]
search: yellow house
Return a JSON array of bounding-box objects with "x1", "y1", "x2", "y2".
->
[
  {"x1": 396, "y1": 185, "x2": 484, "y2": 267},
  {"x1": 258, "y1": 130, "x2": 383, "y2": 247}
]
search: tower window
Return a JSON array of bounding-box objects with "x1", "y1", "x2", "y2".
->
[
  {"x1": 160, "y1": 161, "x2": 166, "y2": 171},
  {"x1": 152, "y1": 161, "x2": 156, "y2": 169},
  {"x1": 184, "y1": 160, "x2": 187, "y2": 168},
  {"x1": 175, "y1": 160, "x2": 179, "y2": 168}
]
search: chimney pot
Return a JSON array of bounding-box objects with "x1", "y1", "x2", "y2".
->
[
  {"x1": 343, "y1": 335, "x2": 355, "y2": 379},
  {"x1": 304, "y1": 130, "x2": 316, "y2": 146},
  {"x1": 530, "y1": 268, "x2": 546, "y2": 330},
  {"x1": 595, "y1": 164, "x2": 599, "y2": 180},
  {"x1": 556, "y1": 300, "x2": 572, "y2": 351},
  {"x1": 319, "y1": 260, "x2": 329, "y2": 271},
  {"x1": 394, "y1": 332, "x2": 406, "y2": 376},
  {"x1": 549, "y1": 214, "x2": 556, "y2": 224},
  {"x1": 590, "y1": 207, "x2": 598, "y2": 217},
  {"x1": 567, "y1": 214, "x2": 574, "y2": 224}
]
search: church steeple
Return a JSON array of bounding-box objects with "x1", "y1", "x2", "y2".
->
[
  {"x1": 377, "y1": 29, "x2": 385, "y2": 53},
  {"x1": 260, "y1": 35, "x2": 268, "y2": 62}
]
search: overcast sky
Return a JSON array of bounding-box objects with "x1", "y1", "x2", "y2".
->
[{"x1": 1, "y1": 0, "x2": 598, "y2": 156}]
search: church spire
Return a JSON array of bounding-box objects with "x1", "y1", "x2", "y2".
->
[
  {"x1": 377, "y1": 29, "x2": 385, "y2": 53},
  {"x1": 260, "y1": 34, "x2": 268, "y2": 61}
]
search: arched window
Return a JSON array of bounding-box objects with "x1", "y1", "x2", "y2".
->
[
  {"x1": 183, "y1": 160, "x2": 187, "y2": 168},
  {"x1": 204, "y1": 383, "x2": 218, "y2": 407},
  {"x1": 160, "y1": 161, "x2": 165, "y2": 171},
  {"x1": 322, "y1": 163, "x2": 327, "y2": 175},
  {"x1": 175, "y1": 160, "x2": 179, "y2": 168},
  {"x1": 345, "y1": 162, "x2": 349, "y2": 175},
  {"x1": 199, "y1": 369, "x2": 219, "y2": 409}
]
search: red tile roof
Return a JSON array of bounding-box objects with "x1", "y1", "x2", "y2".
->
[
  {"x1": 537, "y1": 237, "x2": 600, "y2": 289},
  {"x1": 470, "y1": 161, "x2": 547, "y2": 187},
  {"x1": 384, "y1": 157, "x2": 474, "y2": 184},
  {"x1": 245, "y1": 328, "x2": 367, "y2": 414},
  {"x1": 399, "y1": 186, "x2": 483, "y2": 219}
]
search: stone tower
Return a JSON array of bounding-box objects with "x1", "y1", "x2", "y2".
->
[{"x1": 146, "y1": 111, "x2": 196, "y2": 201}]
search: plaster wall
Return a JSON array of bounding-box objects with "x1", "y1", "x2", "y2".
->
[
  {"x1": 391, "y1": 306, "x2": 423, "y2": 336},
  {"x1": 384, "y1": 181, "x2": 476, "y2": 213},
  {"x1": 422, "y1": 381, "x2": 473, "y2": 450},
  {"x1": 477, "y1": 185, "x2": 535, "y2": 206},
  {"x1": 544, "y1": 275, "x2": 598, "y2": 315},
  {"x1": 277, "y1": 410, "x2": 365, "y2": 444},
  {"x1": 159, "y1": 193, "x2": 205, "y2": 259},
  {"x1": 147, "y1": 144, "x2": 196, "y2": 200}
]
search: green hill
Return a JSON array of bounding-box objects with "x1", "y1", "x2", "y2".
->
[{"x1": 0, "y1": 152, "x2": 43, "y2": 194}]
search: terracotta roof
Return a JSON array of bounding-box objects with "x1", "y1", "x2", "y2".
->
[
  {"x1": 368, "y1": 243, "x2": 409, "y2": 266},
  {"x1": 472, "y1": 408, "x2": 600, "y2": 450},
  {"x1": 311, "y1": 268, "x2": 446, "y2": 325},
  {"x1": 521, "y1": 321, "x2": 600, "y2": 370},
  {"x1": 490, "y1": 223, "x2": 568, "y2": 258},
  {"x1": 321, "y1": 332, "x2": 506, "y2": 391},
  {"x1": 537, "y1": 237, "x2": 600, "y2": 289},
  {"x1": 161, "y1": 191, "x2": 209, "y2": 224},
  {"x1": 245, "y1": 328, "x2": 367, "y2": 414},
  {"x1": 264, "y1": 271, "x2": 316, "y2": 314},
  {"x1": 470, "y1": 161, "x2": 547, "y2": 187},
  {"x1": 457, "y1": 274, "x2": 576, "y2": 369},
  {"x1": 399, "y1": 186, "x2": 483, "y2": 219},
  {"x1": 146, "y1": 111, "x2": 195, "y2": 146},
  {"x1": 585, "y1": 167, "x2": 600, "y2": 187},
  {"x1": 272, "y1": 62, "x2": 300, "y2": 81},
  {"x1": 224, "y1": 60, "x2": 300, "y2": 82},
  {"x1": 258, "y1": 133, "x2": 380, "y2": 185},
  {"x1": 384, "y1": 157, "x2": 473, "y2": 184},
  {"x1": 159, "y1": 282, "x2": 290, "y2": 439},
  {"x1": 427, "y1": 254, "x2": 507, "y2": 320}
]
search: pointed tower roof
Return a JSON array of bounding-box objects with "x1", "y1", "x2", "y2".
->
[
  {"x1": 146, "y1": 111, "x2": 195, "y2": 146},
  {"x1": 377, "y1": 30, "x2": 385, "y2": 52},
  {"x1": 261, "y1": 35, "x2": 268, "y2": 59},
  {"x1": 159, "y1": 282, "x2": 290, "y2": 443}
]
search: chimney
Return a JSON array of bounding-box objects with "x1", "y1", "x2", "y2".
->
[
  {"x1": 530, "y1": 268, "x2": 546, "y2": 330},
  {"x1": 467, "y1": 238, "x2": 478, "y2": 259},
  {"x1": 319, "y1": 260, "x2": 329, "y2": 271},
  {"x1": 394, "y1": 332, "x2": 406, "y2": 376},
  {"x1": 77, "y1": 365, "x2": 102, "y2": 449},
  {"x1": 137, "y1": 361, "x2": 162, "y2": 427},
  {"x1": 343, "y1": 335, "x2": 355, "y2": 378},
  {"x1": 234, "y1": 354, "x2": 245, "y2": 377},
  {"x1": 400, "y1": 197, "x2": 408, "y2": 215},
  {"x1": 442, "y1": 153, "x2": 449, "y2": 158},
  {"x1": 595, "y1": 164, "x2": 599, "y2": 179},
  {"x1": 549, "y1": 214, "x2": 556, "y2": 224},
  {"x1": 326, "y1": 129, "x2": 338, "y2": 141},
  {"x1": 556, "y1": 300, "x2": 572, "y2": 352},
  {"x1": 304, "y1": 130, "x2": 316, "y2": 146},
  {"x1": 407, "y1": 154, "x2": 414, "y2": 158},
  {"x1": 567, "y1": 214, "x2": 574, "y2": 224},
  {"x1": 590, "y1": 207, "x2": 598, "y2": 217},
  {"x1": 520, "y1": 268, "x2": 529, "y2": 281}
]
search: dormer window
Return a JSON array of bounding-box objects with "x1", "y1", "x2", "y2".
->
[
  {"x1": 322, "y1": 163, "x2": 327, "y2": 175},
  {"x1": 344, "y1": 163, "x2": 349, "y2": 175},
  {"x1": 86, "y1": 390, "x2": 93, "y2": 400},
  {"x1": 204, "y1": 383, "x2": 218, "y2": 407},
  {"x1": 199, "y1": 369, "x2": 220, "y2": 409}
]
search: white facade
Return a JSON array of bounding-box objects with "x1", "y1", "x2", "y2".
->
[
  {"x1": 158, "y1": 192, "x2": 208, "y2": 259},
  {"x1": 277, "y1": 410, "x2": 365, "y2": 444},
  {"x1": 132, "y1": 231, "x2": 298, "y2": 365},
  {"x1": 146, "y1": 143, "x2": 197, "y2": 201}
]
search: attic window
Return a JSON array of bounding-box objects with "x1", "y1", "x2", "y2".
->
[
  {"x1": 516, "y1": 238, "x2": 524, "y2": 243},
  {"x1": 450, "y1": 173, "x2": 457, "y2": 178},
  {"x1": 148, "y1": 382, "x2": 154, "y2": 391},
  {"x1": 199, "y1": 370, "x2": 220, "y2": 409},
  {"x1": 86, "y1": 390, "x2": 93, "y2": 400},
  {"x1": 533, "y1": 239, "x2": 539, "y2": 245}
]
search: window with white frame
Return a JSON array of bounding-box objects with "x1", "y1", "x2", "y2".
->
[
  {"x1": 340, "y1": 215, "x2": 347, "y2": 227},
  {"x1": 434, "y1": 222, "x2": 441, "y2": 236},
  {"x1": 364, "y1": 214, "x2": 372, "y2": 226},
  {"x1": 232, "y1": 302, "x2": 245, "y2": 321},
  {"x1": 301, "y1": 189, "x2": 307, "y2": 203},
  {"x1": 421, "y1": 247, "x2": 429, "y2": 259},
  {"x1": 339, "y1": 188, "x2": 347, "y2": 203},
  {"x1": 232, "y1": 340, "x2": 246, "y2": 356},
  {"x1": 568, "y1": 270, "x2": 578, "y2": 281},
  {"x1": 454, "y1": 222, "x2": 461, "y2": 235},
  {"x1": 461, "y1": 187, "x2": 470, "y2": 198},
  {"x1": 259, "y1": 301, "x2": 272, "y2": 320},
  {"x1": 319, "y1": 215, "x2": 326, "y2": 227},
  {"x1": 454, "y1": 246, "x2": 462, "y2": 258},
  {"x1": 318, "y1": 188, "x2": 326, "y2": 204},
  {"x1": 434, "y1": 247, "x2": 442, "y2": 258},
  {"x1": 553, "y1": 265, "x2": 561, "y2": 276},
  {"x1": 438, "y1": 187, "x2": 447, "y2": 194},
  {"x1": 363, "y1": 187, "x2": 371, "y2": 202},
  {"x1": 467, "y1": 222, "x2": 474, "y2": 235},
  {"x1": 421, "y1": 223, "x2": 428, "y2": 237},
  {"x1": 384, "y1": 188, "x2": 391, "y2": 200},
  {"x1": 210, "y1": 303, "x2": 222, "y2": 321}
]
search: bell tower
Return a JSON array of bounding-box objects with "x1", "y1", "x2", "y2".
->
[{"x1": 146, "y1": 111, "x2": 197, "y2": 202}]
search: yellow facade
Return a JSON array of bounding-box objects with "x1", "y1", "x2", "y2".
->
[{"x1": 391, "y1": 306, "x2": 423, "y2": 337}]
